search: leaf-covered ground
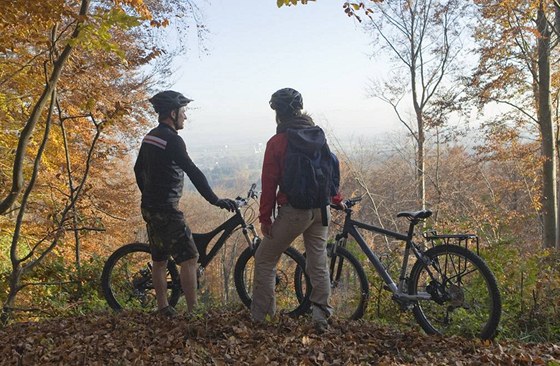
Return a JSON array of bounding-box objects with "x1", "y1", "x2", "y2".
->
[{"x1": 1, "y1": 307, "x2": 559, "y2": 365}]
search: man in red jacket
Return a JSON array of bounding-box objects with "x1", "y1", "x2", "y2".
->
[{"x1": 251, "y1": 88, "x2": 343, "y2": 332}]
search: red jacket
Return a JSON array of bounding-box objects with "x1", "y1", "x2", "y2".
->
[{"x1": 259, "y1": 132, "x2": 342, "y2": 225}]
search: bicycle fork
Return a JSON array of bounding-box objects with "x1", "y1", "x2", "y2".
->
[
  {"x1": 328, "y1": 238, "x2": 343, "y2": 287},
  {"x1": 242, "y1": 224, "x2": 261, "y2": 252},
  {"x1": 329, "y1": 236, "x2": 370, "y2": 307}
]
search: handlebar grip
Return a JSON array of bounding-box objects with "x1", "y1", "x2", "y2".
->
[
  {"x1": 330, "y1": 197, "x2": 362, "y2": 210},
  {"x1": 344, "y1": 197, "x2": 362, "y2": 208},
  {"x1": 247, "y1": 183, "x2": 260, "y2": 199}
]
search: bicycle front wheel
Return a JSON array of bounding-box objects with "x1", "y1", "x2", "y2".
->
[
  {"x1": 409, "y1": 244, "x2": 501, "y2": 339},
  {"x1": 101, "y1": 243, "x2": 181, "y2": 311},
  {"x1": 327, "y1": 244, "x2": 369, "y2": 320},
  {"x1": 295, "y1": 244, "x2": 369, "y2": 320},
  {"x1": 234, "y1": 246, "x2": 311, "y2": 317}
]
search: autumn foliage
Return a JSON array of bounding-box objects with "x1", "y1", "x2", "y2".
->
[
  {"x1": 0, "y1": 0, "x2": 203, "y2": 323},
  {"x1": 1, "y1": 0, "x2": 560, "y2": 352},
  {"x1": 1, "y1": 307, "x2": 559, "y2": 365}
]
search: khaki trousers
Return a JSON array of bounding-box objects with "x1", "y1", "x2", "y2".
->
[{"x1": 251, "y1": 205, "x2": 331, "y2": 321}]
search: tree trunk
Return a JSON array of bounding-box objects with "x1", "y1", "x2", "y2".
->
[
  {"x1": 417, "y1": 114, "x2": 426, "y2": 210},
  {"x1": 2, "y1": 86, "x2": 56, "y2": 324},
  {"x1": 0, "y1": 266, "x2": 23, "y2": 325},
  {"x1": 537, "y1": 2, "x2": 558, "y2": 249},
  {"x1": 61, "y1": 118, "x2": 82, "y2": 293}
]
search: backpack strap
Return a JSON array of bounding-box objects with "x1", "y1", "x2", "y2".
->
[{"x1": 321, "y1": 205, "x2": 328, "y2": 226}]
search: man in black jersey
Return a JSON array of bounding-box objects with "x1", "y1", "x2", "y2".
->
[{"x1": 134, "y1": 90, "x2": 237, "y2": 316}]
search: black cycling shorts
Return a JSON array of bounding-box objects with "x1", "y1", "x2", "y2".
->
[{"x1": 141, "y1": 207, "x2": 199, "y2": 264}]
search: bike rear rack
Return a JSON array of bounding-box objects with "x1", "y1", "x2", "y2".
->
[{"x1": 423, "y1": 231, "x2": 480, "y2": 256}]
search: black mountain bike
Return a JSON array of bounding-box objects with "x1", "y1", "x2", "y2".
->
[
  {"x1": 297, "y1": 197, "x2": 501, "y2": 339},
  {"x1": 101, "y1": 184, "x2": 311, "y2": 316}
]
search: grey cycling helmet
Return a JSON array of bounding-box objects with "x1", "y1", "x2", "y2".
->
[
  {"x1": 149, "y1": 90, "x2": 192, "y2": 114},
  {"x1": 269, "y1": 88, "x2": 303, "y2": 111}
]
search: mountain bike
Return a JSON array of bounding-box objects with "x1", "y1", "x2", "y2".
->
[
  {"x1": 101, "y1": 184, "x2": 311, "y2": 316},
  {"x1": 296, "y1": 197, "x2": 502, "y2": 339}
]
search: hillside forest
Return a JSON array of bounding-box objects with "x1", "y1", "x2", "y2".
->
[{"x1": 1, "y1": 0, "x2": 560, "y2": 346}]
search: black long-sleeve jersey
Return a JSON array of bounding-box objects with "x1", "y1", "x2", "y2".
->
[{"x1": 134, "y1": 123, "x2": 219, "y2": 210}]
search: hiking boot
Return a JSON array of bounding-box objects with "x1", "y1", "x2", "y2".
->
[
  {"x1": 155, "y1": 305, "x2": 178, "y2": 318},
  {"x1": 312, "y1": 304, "x2": 333, "y2": 333},
  {"x1": 313, "y1": 319, "x2": 329, "y2": 333}
]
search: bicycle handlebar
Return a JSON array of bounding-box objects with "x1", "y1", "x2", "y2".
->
[
  {"x1": 344, "y1": 197, "x2": 363, "y2": 208},
  {"x1": 330, "y1": 196, "x2": 363, "y2": 210},
  {"x1": 235, "y1": 197, "x2": 248, "y2": 208},
  {"x1": 247, "y1": 183, "x2": 259, "y2": 200},
  {"x1": 234, "y1": 183, "x2": 260, "y2": 210}
]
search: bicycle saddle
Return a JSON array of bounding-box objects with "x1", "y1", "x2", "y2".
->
[{"x1": 396, "y1": 210, "x2": 433, "y2": 220}]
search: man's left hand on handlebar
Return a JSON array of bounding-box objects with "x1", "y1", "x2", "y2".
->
[{"x1": 214, "y1": 198, "x2": 238, "y2": 212}]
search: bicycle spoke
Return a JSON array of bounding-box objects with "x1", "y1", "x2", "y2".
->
[
  {"x1": 102, "y1": 244, "x2": 181, "y2": 312},
  {"x1": 234, "y1": 247, "x2": 310, "y2": 317},
  {"x1": 295, "y1": 244, "x2": 368, "y2": 320},
  {"x1": 328, "y1": 251, "x2": 367, "y2": 320},
  {"x1": 112, "y1": 252, "x2": 157, "y2": 309},
  {"x1": 410, "y1": 245, "x2": 501, "y2": 339}
]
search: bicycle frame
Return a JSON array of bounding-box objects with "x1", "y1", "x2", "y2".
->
[
  {"x1": 189, "y1": 183, "x2": 262, "y2": 275},
  {"x1": 193, "y1": 209, "x2": 260, "y2": 270},
  {"x1": 325, "y1": 200, "x2": 502, "y2": 339},
  {"x1": 103, "y1": 182, "x2": 314, "y2": 315},
  {"x1": 337, "y1": 210, "x2": 432, "y2": 303}
]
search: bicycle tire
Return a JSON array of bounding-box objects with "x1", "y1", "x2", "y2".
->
[
  {"x1": 101, "y1": 242, "x2": 181, "y2": 311},
  {"x1": 326, "y1": 244, "x2": 369, "y2": 320},
  {"x1": 294, "y1": 243, "x2": 369, "y2": 320},
  {"x1": 408, "y1": 244, "x2": 501, "y2": 339},
  {"x1": 234, "y1": 246, "x2": 311, "y2": 317}
]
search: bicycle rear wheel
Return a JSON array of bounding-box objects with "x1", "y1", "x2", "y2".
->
[
  {"x1": 101, "y1": 243, "x2": 181, "y2": 311},
  {"x1": 409, "y1": 244, "x2": 501, "y2": 339},
  {"x1": 234, "y1": 246, "x2": 311, "y2": 317}
]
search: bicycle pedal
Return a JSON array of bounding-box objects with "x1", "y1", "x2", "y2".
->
[{"x1": 383, "y1": 285, "x2": 391, "y2": 292}]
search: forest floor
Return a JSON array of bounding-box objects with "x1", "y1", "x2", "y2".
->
[{"x1": 1, "y1": 307, "x2": 559, "y2": 365}]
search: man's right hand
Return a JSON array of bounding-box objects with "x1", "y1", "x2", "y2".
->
[{"x1": 214, "y1": 198, "x2": 237, "y2": 212}]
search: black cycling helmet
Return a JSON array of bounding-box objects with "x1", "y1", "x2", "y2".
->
[
  {"x1": 149, "y1": 90, "x2": 192, "y2": 114},
  {"x1": 269, "y1": 88, "x2": 303, "y2": 111}
]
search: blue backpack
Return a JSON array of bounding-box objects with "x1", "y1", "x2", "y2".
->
[{"x1": 281, "y1": 126, "x2": 340, "y2": 225}]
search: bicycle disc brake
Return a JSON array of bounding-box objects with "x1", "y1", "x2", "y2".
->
[
  {"x1": 448, "y1": 283, "x2": 466, "y2": 309},
  {"x1": 131, "y1": 268, "x2": 153, "y2": 306},
  {"x1": 426, "y1": 280, "x2": 466, "y2": 311},
  {"x1": 426, "y1": 280, "x2": 450, "y2": 305}
]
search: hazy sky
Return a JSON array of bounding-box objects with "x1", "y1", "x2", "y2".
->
[{"x1": 170, "y1": 0, "x2": 400, "y2": 152}]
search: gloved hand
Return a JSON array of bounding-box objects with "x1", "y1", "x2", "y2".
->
[
  {"x1": 336, "y1": 200, "x2": 348, "y2": 210},
  {"x1": 214, "y1": 198, "x2": 237, "y2": 212},
  {"x1": 330, "y1": 200, "x2": 347, "y2": 211}
]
